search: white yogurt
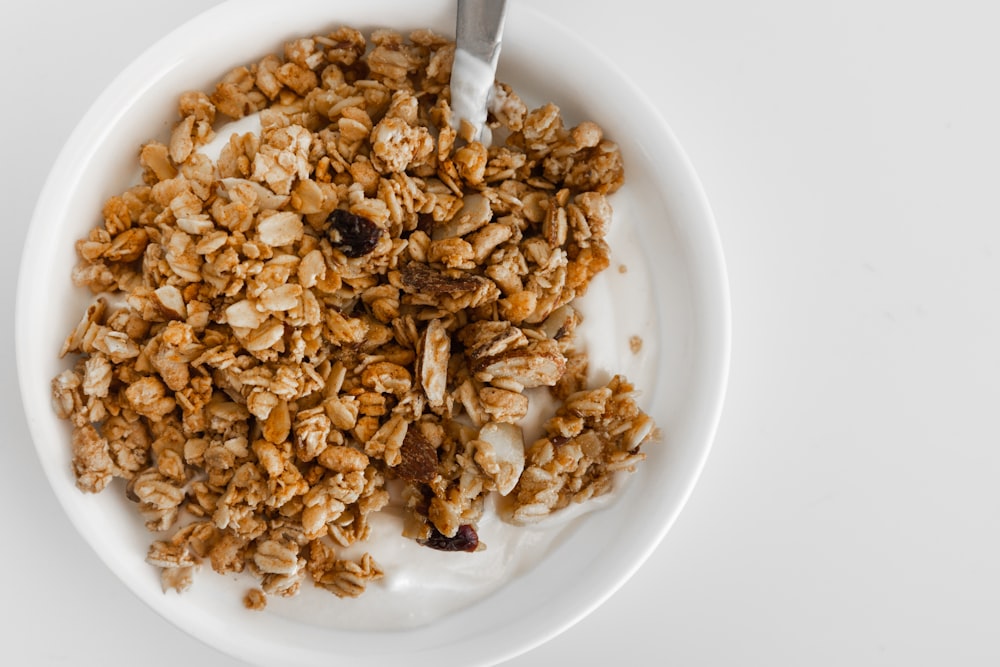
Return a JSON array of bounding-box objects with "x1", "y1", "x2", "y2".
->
[{"x1": 449, "y1": 48, "x2": 495, "y2": 145}]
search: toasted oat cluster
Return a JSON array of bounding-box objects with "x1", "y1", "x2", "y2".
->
[{"x1": 51, "y1": 26, "x2": 655, "y2": 608}]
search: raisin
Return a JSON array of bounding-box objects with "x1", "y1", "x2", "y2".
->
[
  {"x1": 327, "y1": 209, "x2": 382, "y2": 257},
  {"x1": 418, "y1": 524, "x2": 479, "y2": 552},
  {"x1": 416, "y1": 213, "x2": 435, "y2": 235}
]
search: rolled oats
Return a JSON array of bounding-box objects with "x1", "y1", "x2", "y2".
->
[{"x1": 52, "y1": 26, "x2": 657, "y2": 608}]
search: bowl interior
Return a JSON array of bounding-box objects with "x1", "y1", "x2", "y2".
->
[{"x1": 16, "y1": 1, "x2": 729, "y2": 665}]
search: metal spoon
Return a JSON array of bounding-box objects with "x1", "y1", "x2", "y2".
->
[{"x1": 450, "y1": 0, "x2": 509, "y2": 145}]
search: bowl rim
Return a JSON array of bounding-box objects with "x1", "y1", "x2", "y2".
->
[{"x1": 15, "y1": 1, "x2": 730, "y2": 664}]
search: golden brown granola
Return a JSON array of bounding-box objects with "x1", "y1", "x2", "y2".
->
[{"x1": 51, "y1": 26, "x2": 655, "y2": 606}]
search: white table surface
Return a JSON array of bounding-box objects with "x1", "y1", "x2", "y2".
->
[{"x1": 4, "y1": 0, "x2": 1000, "y2": 664}]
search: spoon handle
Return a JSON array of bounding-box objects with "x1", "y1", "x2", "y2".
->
[
  {"x1": 456, "y1": 0, "x2": 508, "y2": 65},
  {"x1": 451, "y1": 0, "x2": 509, "y2": 143}
]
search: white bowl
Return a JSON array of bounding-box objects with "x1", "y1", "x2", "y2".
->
[{"x1": 16, "y1": 1, "x2": 730, "y2": 664}]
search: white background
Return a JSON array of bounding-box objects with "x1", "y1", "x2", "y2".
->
[{"x1": 3, "y1": 0, "x2": 999, "y2": 664}]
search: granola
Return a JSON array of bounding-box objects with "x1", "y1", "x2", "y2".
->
[{"x1": 51, "y1": 26, "x2": 656, "y2": 609}]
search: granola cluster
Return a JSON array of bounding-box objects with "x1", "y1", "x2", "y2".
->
[{"x1": 51, "y1": 26, "x2": 655, "y2": 608}]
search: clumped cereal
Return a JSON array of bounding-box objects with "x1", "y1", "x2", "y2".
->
[{"x1": 51, "y1": 25, "x2": 656, "y2": 607}]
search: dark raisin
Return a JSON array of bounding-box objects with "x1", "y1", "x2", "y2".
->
[
  {"x1": 327, "y1": 209, "x2": 382, "y2": 257},
  {"x1": 418, "y1": 524, "x2": 479, "y2": 552},
  {"x1": 416, "y1": 213, "x2": 435, "y2": 235}
]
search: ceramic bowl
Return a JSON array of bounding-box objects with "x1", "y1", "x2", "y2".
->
[{"x1": 16, "y1": 1, "x2": 729, "y2": 664}]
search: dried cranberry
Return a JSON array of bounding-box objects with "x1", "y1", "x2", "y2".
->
[
  {"x1": 326, "y1": 209, "x2": 382, "y2": 257},
  {"x1": 418, "y1": 524, "x2": 479, "y2": 552}
]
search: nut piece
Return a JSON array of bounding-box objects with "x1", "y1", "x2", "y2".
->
[
  {"x1": 153, "y1": 285, "x2": 187, "y2": 320},
  {"x1": 472, "y1": 422, "x2": 525, "y2": 496},
  {"x1": 419, "y1": 318, "x2": 450, "y2": 408},
  {"x1": 431, "y1": 193, "x2": 492, "y2": 240},
  {"x1": 473, "y1": 338, "x2": 566, "y2": 390},
  {"x1": 257, "y1": 212, "x2": 304, "y2": 247}
]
